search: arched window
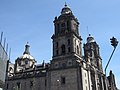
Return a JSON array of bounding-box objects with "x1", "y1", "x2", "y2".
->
[
  {"x1": 61, "y1": 44, "x2": 66, "y2": 54},
  {"x1": 77, "y1": 45, "x2": 79, "y2": 54},
  {"x1": 68, "y1": 39, "x2": 70, "y2": 45},
  {"x1": 67, "y1": 21, "x2": 70, "y2": 31},
  {"x1": 68, "y1": 47, "x2": 71, "y2": 52},
  {"x1": 56, "y1": 50, "x2": 59, "y2": 55}
]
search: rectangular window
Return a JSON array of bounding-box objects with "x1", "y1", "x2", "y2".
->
[
  {"x1": 30, "y1": 81, "x2": 33, "y2": 87},
  {"x1": 17, "y1": 82, "x2": 21, "y2": 90},
  {"x1": 45, "y1": 79, "x2": 47, "y2": 86},
  {"x1": 61, "y1": 77, "x2": 66, "y2": 84},
  {"x1": 7, "y1": 83, "x2": 9, "y2": 89}
]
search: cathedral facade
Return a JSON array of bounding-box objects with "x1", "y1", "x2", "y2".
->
[{"x1": 4, "y1": 4, "x2": 117, "y2": 90}]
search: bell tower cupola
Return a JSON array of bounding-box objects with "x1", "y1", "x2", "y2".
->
[
  {"x1": 53, "y1": 4, "x2": 80, "y2": 36},
  {"x1": 84, "y1": 34, "x2": 103, "y2": 71}
]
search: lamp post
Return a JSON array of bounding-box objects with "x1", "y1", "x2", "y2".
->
[
  {"x1": 57, "y1": 79, "x2": 60, "y2": 90},
  {"x1": 104, "y1": 37, "x2": 118, "y2": 75}
]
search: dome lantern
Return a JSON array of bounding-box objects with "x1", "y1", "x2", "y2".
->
[
  {"x1": 23, "y1": 42, "x2": 30, "y2": 55},
  {"x1": 61, "y1": 3, "x2": 72, "y2": 15},
  {"x1": 87, "y1": 34, "x2": 95, "y2": 43}
]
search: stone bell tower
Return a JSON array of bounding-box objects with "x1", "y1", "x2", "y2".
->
[
  {"x1": 51, "y1": 3, "x2": 82, "y2": 69},
  {"x1": 48, "y1": 4, "x2": 83, "y2": 90},
  {"x1": 83, "y1": 34, "x2": 103, "y2": 71},
  {"x1": 83, "y1": 35, "x2": 104, "y2": 90}
]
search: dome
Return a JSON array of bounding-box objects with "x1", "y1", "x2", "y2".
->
[
  {"x1": 19, "y1": 53, "x2": 34, "y2": 60},
  {"x1": 87, "y1": 34, "x2": 95, "y2": 43},
  {"x1": 16, "y1": 43, "x2": 36, "y2": 71},
  {"x1": 61, "y1": 3, "x2": 72, "y2": 15}
]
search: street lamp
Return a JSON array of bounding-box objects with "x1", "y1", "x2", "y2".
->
[
  {"x1": 57, "y1": 79, "x2": 60, "y2": 90},
  {"x1": 104, "y1": 37, "x2": 118, "y2": 75}
]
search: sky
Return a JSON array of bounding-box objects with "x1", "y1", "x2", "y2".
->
[{"x1": 0, "y1": 0, "x2": 120, "y2": 88}]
